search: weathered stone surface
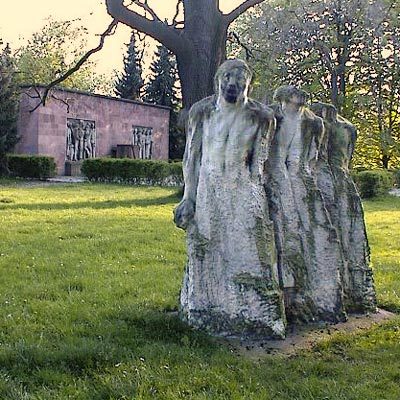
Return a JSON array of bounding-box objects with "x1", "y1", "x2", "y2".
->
[
  {"x1": 175, "y1": 63, "x2": 376, "y2": 339},
  {"x1": 265, "y1": 86, "x2": 346, "y2": 323},
  {"x1": 174, "y1": 60, "x2": 286, "y2": 339},
  {"x1": 310, "y1": 102, "x2": 376, "y2": 312}
]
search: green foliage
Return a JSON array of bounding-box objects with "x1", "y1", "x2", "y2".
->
[
  {"x1": 0, "y1": 183, "x2": 399, "y2": 399},
  {"x1": 7, "y1": 154, "x2": 56, "y2": 179},
  {"x1": 353, "y1": 169, "x2": 393, "y2": 198},
  {"x1": 231, "y1": 0, "x2": 400, "y2": 169},
  {"x1": 81, "y1": 158, "x2": 183, "y2": 185},
  {"x1": 114, "y1": 31, "x2": 144, "y2": 100},
  {"x1": 15, "y1": 18, "x2": 112, "y2": 93},
  {"x1": 144, "y1": 44, "x2": 184, "y2": 160},
  {"x1": 144, "y1": 45, "x2": 179, "y2": 107},
  {"x1": 0, "y1": 41, "x2": 20, "y2": 176}
]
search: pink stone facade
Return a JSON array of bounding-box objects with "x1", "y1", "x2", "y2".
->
[{"x1": 16, "y1": 86, "x2": 170, "y2": 175}]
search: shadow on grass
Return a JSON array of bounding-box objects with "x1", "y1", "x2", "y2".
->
[
  {"x1": 0, "y1": 192, "x2": 181, "y2": 211},
  {"x1": 0, "y1": 309, "x2": 217, "y2": 379}
]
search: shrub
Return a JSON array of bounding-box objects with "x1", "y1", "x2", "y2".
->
[
  {"x1": 353, "y1": 169, "x2": 393, "y2": 198},
  {"x1": 81, "y1": 158, "x2": 183, "y2": 186},
  {"x1": 7, "y1": 154, "x2": 56, "y2": 179}
]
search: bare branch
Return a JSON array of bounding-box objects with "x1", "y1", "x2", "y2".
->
[
  {"x1": 172, "y1": 0, "x2": 184, "y2": 27},
  {"x1": 29, "y1": 18, "x2": 119, "y2": 113},
  {"x1": 130, "y1": 0, "x2": 162, "y2": 22},
  {"x1": 106, "y1": 0, "x2": 188, "y2": 54},
  {"x1": 224, "y1": 0, "x2": 266, "y2": 24},
  {"x1": 227, "y1": 31, "x2": 253, "y2": 60},
  {"x1": 22, "y1": 85, "x2": 41, "y2": 100},
  {"x1": 51, "y1": 93, "x2": 71, "y2": 113}
]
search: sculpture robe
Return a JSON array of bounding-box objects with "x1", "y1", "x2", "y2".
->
[{"x1": 179, "y1": 96, "x2": 286, "y2": 338}]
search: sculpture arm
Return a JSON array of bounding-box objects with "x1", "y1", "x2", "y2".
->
[
  {"x1": 174, "y1": 107, "x2": 203, "y2": 230},
  {"x1": 249, "y1": 104, "x2": 276, "y2": 180}
]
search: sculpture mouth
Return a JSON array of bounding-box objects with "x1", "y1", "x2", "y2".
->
[{"x1": 224, "y1": 90, "x2": 239, "y2": 103}]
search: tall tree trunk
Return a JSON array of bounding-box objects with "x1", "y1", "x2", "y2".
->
[
  {"x1": 177, "y1": 0, "x2": 227, "y2": 108},
  {"x1": 382, "y1": 154, "x2": 390, "y2": 169},
  {"x1": 105, "y1": 0, "x2": 265, "y2": 109}
]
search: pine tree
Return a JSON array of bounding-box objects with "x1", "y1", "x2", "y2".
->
[
  {"x1": 0, "y1": 42, "x2": 19, "y2": 176},
  {"x1": 144, "y1": 45, "x2": 178, "y2": 106},
  {"x1": 144, "y1": 45, "x2": 184, "y2": 159},
  {"x1": 114, "y1": 31, "x2": 144, "y2": 100}
]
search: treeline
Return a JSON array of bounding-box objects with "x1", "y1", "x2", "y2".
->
[{"x1": 231, "y1": 0, "x2": 400, "y2": 170}]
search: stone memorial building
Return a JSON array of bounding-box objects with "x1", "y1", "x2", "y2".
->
[{"x1": 16, "y1": 85, "x2": 170, "y2": 175}]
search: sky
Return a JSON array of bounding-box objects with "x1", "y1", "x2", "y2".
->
[{"x1": 0, "y1": 0, "x2": 245, "y2": 76}]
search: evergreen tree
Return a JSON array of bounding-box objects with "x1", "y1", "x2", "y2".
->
[
  {"x1": 0, "y1": 41, "x2": 19, "y2": 176},
  {"x1": 114, "y1": 31, "x2": 144, "y2": 100},
  {"x1": 144, "y1": 45, "x2": 178, "y2": 106},
  {"x1": 144, "y1": 45, "x2": 184, "y2": 159}
]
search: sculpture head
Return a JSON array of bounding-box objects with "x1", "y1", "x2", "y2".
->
[
  {"x1": 310, "y1": 102, "x2": 338, "y2": 123},
  {"x1": 215, "y1": 59, "x2": 252, "y2": 105},
  {"x1": 273, "y1": 86, "x2": 309, "y2": 108}
]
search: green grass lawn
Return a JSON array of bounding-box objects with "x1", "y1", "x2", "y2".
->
[{"x1": 0, "y1": 181, "x2": 399, "y2": 400}]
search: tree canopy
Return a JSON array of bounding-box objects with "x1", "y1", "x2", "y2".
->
[
  {"x1": 16, "y1": 18, "x2": 112, "y2": 94},
  {"x1": 231, "y1": 0, "x2": 400, "y2": 169}
]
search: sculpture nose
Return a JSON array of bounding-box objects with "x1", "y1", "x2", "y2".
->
[{"x1": 227, "y1": 83, "x2": 237, "y2": 92}]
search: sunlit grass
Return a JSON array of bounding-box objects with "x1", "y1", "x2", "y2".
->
[
  {"x1": 0, "y1": 182, "x2": 399, "y2": 399},
  {"x1": 364, "y1": 195, "x2": 400, "y2": 313}
]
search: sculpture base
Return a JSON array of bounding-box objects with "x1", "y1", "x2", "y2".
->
[{"x1": 179, "y1": 308, "x2": 286, "y2": 340}]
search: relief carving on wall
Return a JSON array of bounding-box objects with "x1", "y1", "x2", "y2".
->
[
  {"x1": 132, "y1": 126, "x2": 153, "y2": 159},
  {"x1": 66, "y1": 118, "x2": 96, "y2": 161}
]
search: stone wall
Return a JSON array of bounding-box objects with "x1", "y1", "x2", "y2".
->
[{"x1": 16, "y1": 86, "x2": 170, "y2": 175}]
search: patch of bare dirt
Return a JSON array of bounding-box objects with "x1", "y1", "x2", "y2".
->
[{"x1": 219, "y1": 309, "x2": 397, "y2": 359}]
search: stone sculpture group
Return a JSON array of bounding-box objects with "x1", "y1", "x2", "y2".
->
[
  {"x1": 174, "y1": 59, "x2": 376, "y2": 339},
  {"x1": 66, "y1": 118, "x2": 96, "y2": 162}
]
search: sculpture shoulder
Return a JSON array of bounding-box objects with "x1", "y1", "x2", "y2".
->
[
  {"x1": 188, "y1": 96, "x2": 216, "y2": 123},
  {"x1": 304, "y1": 107, "x2": 324, "y2": 129},
  {"x1": 246, "y1": 99, "x2": 275, "y2": 122}
]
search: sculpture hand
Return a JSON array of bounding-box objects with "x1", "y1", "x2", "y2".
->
[{"x1": 174, "y1": 199, "x2": 195, "y2": 230}]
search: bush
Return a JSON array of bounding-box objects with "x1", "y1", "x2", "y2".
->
[
  {"x1": 7, "y1": 154, "x2": 56, "y2": 179},
  {"x1": 81, "y1": 158, "x2": 183, "y2": 186},
  {"x1": 353, "y1": 169, "x2": 393, "y2": 198}
]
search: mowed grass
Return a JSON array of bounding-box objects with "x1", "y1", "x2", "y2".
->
[
  {"x1": 0, "y1": 181, "x2": 399, "y2": 400},
  {"x1": 363, "y1": 195, "x2": 400, "y2": 313}
]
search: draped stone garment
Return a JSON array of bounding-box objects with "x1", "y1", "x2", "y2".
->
[
  {"x1": 265, "y1": 91, "x2": 346, "y2": 323},
  {"x1": 311, "y1": 103, "x2": 376, "y2": 312},
  {"x1": 179, "y1": 96, "x2": 286, "y2": 338}
]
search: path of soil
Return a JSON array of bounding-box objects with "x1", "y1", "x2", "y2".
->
[{"x1": 219, "y1": 309, "x2": 397, "y2": 359}]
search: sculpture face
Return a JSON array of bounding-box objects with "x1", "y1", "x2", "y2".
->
[
  {"x1": 213, "y1": 59, "x2": 252, "y2": 104},
  {"x1": 221, "y1": 68, "x2": 247, "y2": 103}
]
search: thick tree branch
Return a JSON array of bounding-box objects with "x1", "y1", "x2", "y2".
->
[
  {"x1": 224, "y1": 0, "x2": 266, "y2": 24},
  {"x1": 106, "y1": 0, "x2": 188, "y2": 54},
  {"x1": 29, "y1": 18, "x2": 119, "y2": 113}
]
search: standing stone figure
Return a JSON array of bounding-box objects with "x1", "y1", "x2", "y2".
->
[
  {"x1": 174, "y1": 59, "x2": 286, "y2": 338},
  {"x1": 265, "y1": 86, "x2": 346, "y2": 323},
  {"x1": 310, "y1": 103, "x2": 376, "y2": 312}
]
